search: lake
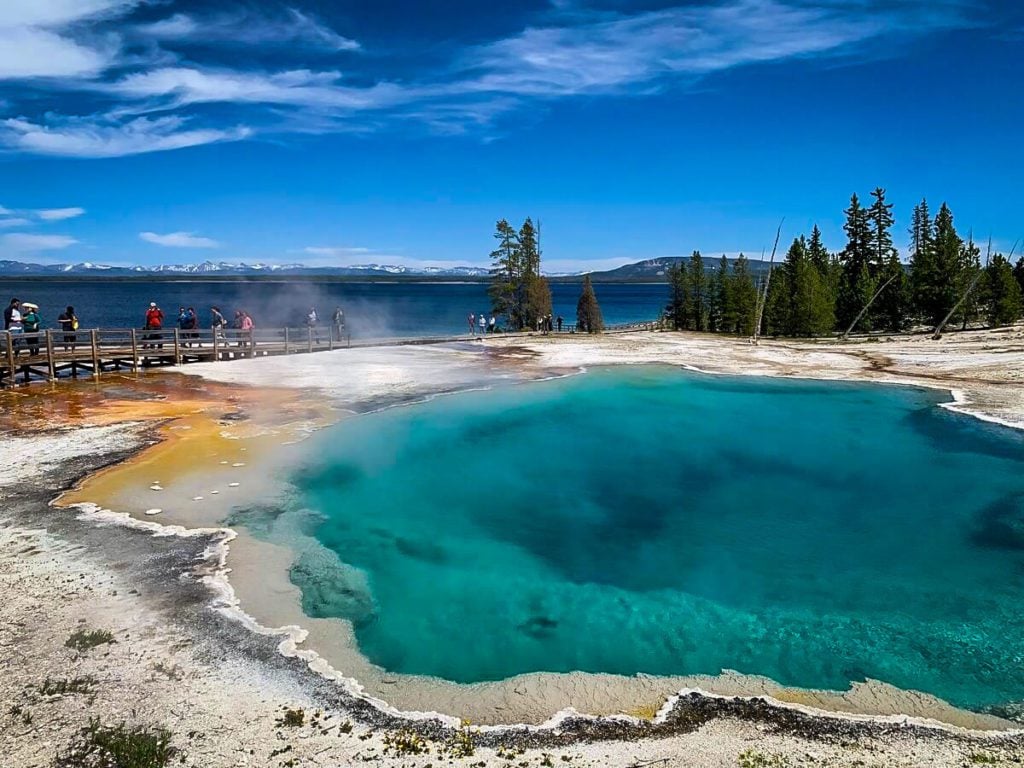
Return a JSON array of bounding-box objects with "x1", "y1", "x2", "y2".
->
[{"x1": 0, "y1": 280, "x2": 666, "y2": 339}]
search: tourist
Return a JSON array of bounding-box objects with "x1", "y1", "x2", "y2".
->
[
  {"x1": 489, "y1": 316, "x2": 496, "y2": 334},
  {"x1": 211, "y1": 306, "x2": 226, "y2": 340},
  {"x1": 144, "y1": 302, "x2": 164, "y2": 349},
  {"x1": 4, "y1": 298, "x2": 22, "y2": 354},
  {"x1": 21, "y1": 303, "x2": 41, "y2": 355},
  {"x1": 478, "y1": 313, "x2": 486, "y2": 335},
  {"x1": 468, "y1": 312, "x2": 476, "y2": 336},
  {"x1": 58, "y1": 306, "x2": 78, "y2": 351},
  {"x1": 306, "y1": 306, "x2": 320, "y2": 343},
  {"x1": 332, "y1": 306, "x2": 345, "y2": 339},
  {"x1": 556, "y1": 315, "x2": 563, "y2": 332}
]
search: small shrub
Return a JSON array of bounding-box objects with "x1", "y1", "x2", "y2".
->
[
  {"x1": 968, "y1": 753, "x2": 1000, "y2": 765},
  {"x1": 276, "y1": 708, "x2": 305, "y2": 728},
  {"x1": 39, "y1": 676, "x2": 97, "y2": 697},
  {"x1": 337, "y1": 720, "x2": 353, "y2": 734},
  {"x1": 383, "y1": 728, "x2": 429, "y2": 756},
  {"x1": 443, "y1": 727, "x2": 476, "y2": 758},
  {"x1": 738, "y1": 750, "x2": 789, "y2": 768},
  {"x1": 66, "y1": 629, "x2": 115, "y2": 652},
  {"x1": 55, "y1": 719, "x2": 176, "y2": 768}
]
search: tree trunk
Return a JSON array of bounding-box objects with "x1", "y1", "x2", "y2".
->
[
  {"x1": 752, "y1": 221, "x2": 784, "y2": 345},
  {"x1": 840, "y1": 273, "x2": 898, "y2": 340}
]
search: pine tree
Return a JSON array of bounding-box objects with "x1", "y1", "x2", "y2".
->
[
  {"x1": 488, "y1": 219, "x2": 520, "y2": 327},
  {"x1": 913, "y1": 202, "x2": 962, "y2": 326},
  {"x1": 665, "y1": 261, "x2": 690, "y2": 330},
  {"x1": 1014, "y1": 256, "x2": 1024, "y2": 298},
  {"x1": 837, "y1": 193, "x2": 876, "y2": 332},
  {"x1": 875, "y1": 252, "x2": 910, "y2": 332},
  {"x1": 763, "y1": 260, "x2": 790, "y2": 336},
  {"x1": 909, "y1": 199, "x2": 933, "y2": 259},
  {"x1": 576, "y1": 275, "x2": 604, "y2": 333},
  {"x1": 867, "y1": 188, "x2": 896, "y2": 278},
  {"x1": 955, "y1": 235, "x2": 982, "y2": 330},
  {"x1": 984, "y1": 253, "x2": 1024, "y2": 326},
  {"x1": 731, "y1": 254, "x2": 759, "y2": 336},
  {"x1": 688, "y1": 251, "x2": 707, "y2": 331},
  {"x1": 709, "y1": 255, "x2": 731, "y2": 333},
  {"x1": 781, "y1": 236, "x2": 833, "y2": 336},
  {"x1": 518, "y1": 218, "x2": 552, "y2": 329}
]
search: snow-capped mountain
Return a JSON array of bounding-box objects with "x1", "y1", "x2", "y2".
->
[{"x1": 0, "y1": 259, "x2": 493, "y2": 277}]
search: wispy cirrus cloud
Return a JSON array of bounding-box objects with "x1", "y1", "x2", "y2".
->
[
  {"x1": 36, "y1": 206, "x2": 85, "y2": 221},
  {"x1": 0, "y1": 217, "x2": 32, "y2": 228},
  {"x1": 0, "y1": 0, "x2": 984, "y2": 157},
  {"x1": 140, "y1": 231, "x2": 221, "y2": 248},
  {"x1": 137, "y1": 8, "x2": 359, "y2": 51},
  {"x1": 2, "y1": 232, "x2": 78, "y2": 251}
]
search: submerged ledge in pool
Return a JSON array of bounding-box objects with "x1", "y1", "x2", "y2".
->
[{"x1": 227, "y1": 366, "x2": 1024, "y2": 716}]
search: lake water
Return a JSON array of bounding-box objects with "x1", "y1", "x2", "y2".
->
[
  {"x1": 0, "y1": 280, "x2": 665, "y2": 339},
  {"x1": 236, "y1": 367, "x2": 1024, "y2": 711}
]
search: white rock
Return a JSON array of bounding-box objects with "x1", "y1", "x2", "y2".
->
[{"x1": 144, "y1": 509, "x2": 162, "y2": 516}]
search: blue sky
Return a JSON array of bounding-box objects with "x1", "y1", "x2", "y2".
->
[{"x1": 0, "y1": 0, "x2": 1021, "y2": 271}]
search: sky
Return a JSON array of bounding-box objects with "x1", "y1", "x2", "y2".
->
[{"x1": 0, "y1": 0, "x2": 1022, "y2": 272}]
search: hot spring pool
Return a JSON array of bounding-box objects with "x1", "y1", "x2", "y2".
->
[{"x1": 236, "y1": 366, "x2": 1024, "y2": 711}]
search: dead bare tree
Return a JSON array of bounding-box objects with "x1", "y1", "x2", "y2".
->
[
  {"x1": 839, "y1": 272, "x2": 899, "y2": 341},
  {"x1": 751, "y1": 220, "x2": 784, "y2": 345}
]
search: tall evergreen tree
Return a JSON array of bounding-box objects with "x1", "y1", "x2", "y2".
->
[
  {"x1": 836, "y1": 193, "x2": 876, "y2": 332},
  {"x1": 709, "y1": 255, "x2": 731, "y2": 333},
  {"x1": 909, "y1": 199, "x2": 933, "y2": 260},
  {"x1": 518, "y1": 218, "x2": 552, "y2": 328},
  {"x1": 781, "y1": 236, "x2": 834, "y2": 336},
  {"x1": 1014, "y1": 256, "x2": 1024, "y2": 298},
  {"x1": 875, "y1": 252, "x2": 910, "y2": 332},
  {"x1": 688, "y1": 251, "x2": 707, "y2": 331},
  {"x1": 955, "y1": 234, "x2": 982, "y2": 330},
  {"x1": 730, "y1": 254, "x2": 759, "y2": 336},
  {"x1": 912, "y1": 202, "x2": 962, "y2": 326},
  {"x1": 488, "y1": 219, "x2": 521, "y2": 327},
  {"x1": 984, "y1": 253, "x2": 1023, "y2": 326},
  {"x1": 867, "y1": 188, "x2": 896, "y2": 277},
  {"x1": 665, "y1": 261, "x2": 690, "y2": 330},
  {"x1": 576, "y1": 275, "x2": 604, "y2": 333}
]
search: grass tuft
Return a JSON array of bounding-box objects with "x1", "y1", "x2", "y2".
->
[
  {"x1": 65, "y1": 629, "x2": 115, "y2": 652},
  {"x1": 55, "y1": 718, "x2": 175, "y2": 768}
]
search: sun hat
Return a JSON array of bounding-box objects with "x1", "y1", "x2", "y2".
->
[
  {"x1": 21, "y1": 302, "x2": 38, "y2": 310},
  {"x1": 150, "y1": 302, "x2": 157, "y2": 307}
]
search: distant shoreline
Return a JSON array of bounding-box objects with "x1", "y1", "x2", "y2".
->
[{"x1": 0, "y1": 274, "x2": 673, "y2": 285}]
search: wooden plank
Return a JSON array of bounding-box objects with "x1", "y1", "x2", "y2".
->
[
  {"x1": 4, "y1": 332, "x2": 13, "y2": 380},
  {"x1": 307, "y1": 327, "x2": 313, "y2": 353},
  {"x1": 284, "y1": 326, "x2": 290, "y2": 354},
  {"x1": 212, "y1": 327, "x2": 219, "y2": 361},
  {"x1": 173, "y1": 329, "x2": 181, "y2": 365}
]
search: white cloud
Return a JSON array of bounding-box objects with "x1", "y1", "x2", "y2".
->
[
  {"x1": 0, "y1": 1, "x2": 138, "y2": 80},
  {"x1": 0, "y1": 217, "x2": 32, "y2": 228},
  {"x1": 2, "y1": 232, "x2": 77, "y2": 251},
  {"x1": 36, "y1": 206, "x2": 85, "y2": 221},
  {"x1": 138, "y1": 9, "x2": 359, "y2": 51},
  {"x1": 140, "y1": 231, "x2": 220, "y2": 248},
  {"x1": 0, "y1": 115, "x2": 252, "y2": 158}
]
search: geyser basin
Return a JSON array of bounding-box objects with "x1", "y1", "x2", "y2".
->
[{"x1": 263, "y1": 367, "x2": 1024, "y2": 711}]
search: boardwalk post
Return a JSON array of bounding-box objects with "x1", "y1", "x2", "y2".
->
[
  {"x1": 329, "y1": 324, "x2": 334, "y2": 351},
  {"x1": 45, "y1": 330, "x2": 56, "y2": 381},
  {"x1": 307, "y1": 326, "x2": 313, "y2": 353},
  {"x1": 90, "y1": 330, "x2": 100, "y2": 377},
  {"x1": 212, "y1": 327, "x2": 219, "y2": 361},
  {"x1": 284, "y1": 327, "x2": 290, "y2": 355},
  {"x1": 5, "y1": 331, "x2": 14, "y2": 381},
  {"x1": 249, "y1": 328, "x2": 255, "y2": 358},
  {"x1": 130, "y1": 329, "x2": 140, "y2": 372},
  {"x1": 173, "y1": 329, "x2": 181, "y2": 365}
]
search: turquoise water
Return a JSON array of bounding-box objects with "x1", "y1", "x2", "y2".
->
[{"x1": 245, "y1": 368, "x2": 1024, "y2": 710}]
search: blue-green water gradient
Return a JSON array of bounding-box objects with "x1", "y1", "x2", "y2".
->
[{"x1": 265, "y1": 368, "x2": 1024, "y2": 710}]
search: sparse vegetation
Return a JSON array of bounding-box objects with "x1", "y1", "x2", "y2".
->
[
  {"x1": 276, "y1": 707, "x2": 305, "y2": 728},
  {"x1": 382, "y1": 728, "x2": 430, "y2": 756},
  {"x1": 65, "y1": 628, "x2": 115, "y2": 652},
  {"x1": 968, "y1": 753, "x2": 1000, "y2": 765},
  {"x1": 39, "y1": 676, "x2": 97, "y2": 697},
  {"x1": 442, "y1": 725, "x2": 476, "y2": 758},
  {"x1": 55, "y1": 719, "x2": 176, "y2": 768},
  {"x1": 738, "y1": 750, "x2": 790, "y2": 768}
]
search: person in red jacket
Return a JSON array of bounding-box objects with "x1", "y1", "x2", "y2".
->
[{"x1": 144, "y1": 301, "x2": 164, "y2": 349}]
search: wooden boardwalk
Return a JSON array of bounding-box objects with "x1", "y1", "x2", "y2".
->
[{"x1": 1, "y1": 321, "x2": 662, "y2": 386}]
